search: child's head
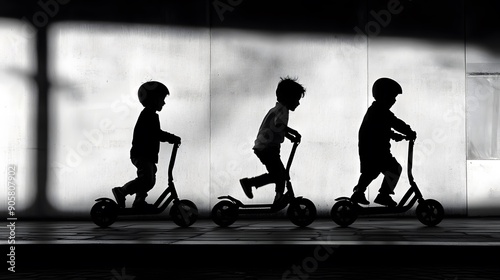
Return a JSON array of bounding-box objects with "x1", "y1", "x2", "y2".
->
[
  {"x1": 372, "y1": 77, "x2": 402, "y2": 108},
  {"x1": 276, "y1": 76, "x2": 306, "y2": 111},
  {"x1": 138, "y1": 81, "x2": 169, "y2": 111}
]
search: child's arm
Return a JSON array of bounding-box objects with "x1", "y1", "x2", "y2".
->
[
  {"x1": 159, "y1": 130, "x2": 181, "y2": 144},
  {"x1": 391, "y1": 131, "x2": 405, "y2": 142},
  {"x1": 285, "y1": 127, "x2": 301, "y2": 142},
  {"x1": 391, "y1": 115, "x2": 417, "y2": 140}
]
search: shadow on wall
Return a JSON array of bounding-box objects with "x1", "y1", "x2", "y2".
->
[{"x1": 2, "y1": 0, "x2": 500, "y2": 218}]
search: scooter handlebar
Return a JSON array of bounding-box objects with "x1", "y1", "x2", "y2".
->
[
  {"x1": 286, "y1": 131, "x2": 301, "y2": 144},
  {"x1": 290, "y1": 137, "x2": 301, "y2": 144}
]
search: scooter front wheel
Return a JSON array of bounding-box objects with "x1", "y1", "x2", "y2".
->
[
  {"x1": 330, "y1": 200, "x2": 358, "y2": 227},
  {"x1": 416, "y1": 199, "x2": 444, "y2": 226},
  {"x1": 287, "y1": 197, "x2": 317, "y2": 227},
  {"x1": 170, "y1": 199, "x2": 199, "y2": 227},
  {"x1": 90, "y1": 200, "x2": 118, "y2": 228},
  {"x1": 211, "y1": 200, "x2": 238, "y2": 227}
]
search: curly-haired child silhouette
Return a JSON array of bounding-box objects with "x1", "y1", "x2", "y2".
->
[{"x1": 239, "y1": 76, "x2": 305, "y2": 210}]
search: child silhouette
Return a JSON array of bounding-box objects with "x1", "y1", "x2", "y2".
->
[
  {"x1": 239, "y1": 76, "x2": 305, "y2": 209},
  {"x1": 351, "y1": 77, "x2": 416, "y2": 207},
  {"x1": 112, "y1": 81, "x2": 181, "y2": 209}
]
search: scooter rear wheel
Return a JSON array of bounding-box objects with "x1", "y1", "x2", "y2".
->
[
  {"x1": 416, "y1": 199, "x2": 444, "y2": 226},
  {"x1": 90, "y1": 200, "x2": 118, "y2": 228},
  {"x1": 170, "y1": 199, "x2": 198, "y2": 227},
  {"x1": 330, "y1": 200, "x2": 358, "y2": 227},
  {"x1": 211, "y1": 200, "x2": 238, "y2": 227},
  {"x1": 287, "y1": 197, "x2": 317, "y2": 227}
]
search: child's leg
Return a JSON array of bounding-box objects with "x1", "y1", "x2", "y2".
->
[
  {"x1": 378, "y1": 157, "x2": 402, "y2": 195},
  {"x1": 251, "y1": 150, "x2": 288, "y2": 193},
  {"x1": 372, "y1": 157, "x2": 401, "y2": 207},
  {"x1": 351, "y1": 170, "x2": 379, "y2": 205},
  {"x1": 353, "y1": 171, "x2": 379, "y2": 193},
  {"x1": 113, "y1": 159, "x2": 156, "y2": 208},
  {"x1": 134, "y1": 162, "x2": 157, "y2": 208},
  {"x1": 122, "y1": 159, "x2": 157, "y2": 200}
]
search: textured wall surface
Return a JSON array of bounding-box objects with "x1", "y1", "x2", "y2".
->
[
  {"x1": 47, "y1": 23, "x2": 211, "y2": 215},
  {"x1": 1, "y1": 1, "x2": 500, "y2": 218},
  {"x1": 210, "y1": 30, "x2": 367, "y2": 216}
]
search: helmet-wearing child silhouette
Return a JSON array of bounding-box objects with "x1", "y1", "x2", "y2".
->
[
  {"x1": 351, "y1": 77, "x2": 417, "y2": 207},
  {"x1": 112, "y1": 81, "x2": 181, "y2": 209}
]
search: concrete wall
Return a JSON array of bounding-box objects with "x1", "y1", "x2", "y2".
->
[
  {"x1": 210, "y1": 30, "x2": 367, "y2": 216},
  {"x1": 465, "y1": 2, "x2": 500, "y2": 215},
  {"x1": 47, "y1": 23, "x2": 212, "y2": 216},
  {"x1": 1, "y1": 0, "x2": 500, "y2": 218}
]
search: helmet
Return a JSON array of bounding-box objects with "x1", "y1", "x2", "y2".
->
[
  {"x1": 372, "y1": 78, "x2": 402, "y2": 101},
  {"x1": 138, "y1": 81, "x2": 169, "y2": 107}
]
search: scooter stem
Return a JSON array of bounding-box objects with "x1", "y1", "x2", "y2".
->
[
  {"x1": 407, "y1": 139, "x2": 415, "y2": 183},
  {"x1": 286, "y1": 141, "x2": 300, "y2": 173},
  {"x1": 168, "y1": 143, "x2": 179, "y2": 183}
]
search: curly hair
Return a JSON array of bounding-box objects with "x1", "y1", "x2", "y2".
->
[{"x1": 276, "y1": 76, "x2": 306, "y2": 105}]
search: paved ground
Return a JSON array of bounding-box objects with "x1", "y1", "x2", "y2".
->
[{"x1": 3, "y1": 216, "x2": 500, "y2": 279}]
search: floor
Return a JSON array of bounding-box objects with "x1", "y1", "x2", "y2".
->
[{"x1": 3, "y1": 216, "x2": 500, "y2": 279}]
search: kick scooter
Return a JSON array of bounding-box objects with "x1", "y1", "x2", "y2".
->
[
  {"x1": 91, "y1": 143, "x2": 198, "y2": 228},
  {"x1": 330, "y1": 135, "x2": 444, "y2": 227},
  {"x1": 211, "y1": 138, "x2": 317, "y2": 227}
]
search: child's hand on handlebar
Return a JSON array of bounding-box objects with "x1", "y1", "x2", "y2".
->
[
  {"x1": 407, "y1": 130, "x2": 417, "y2": 141},
  {"x1": 287, "y1": 132, "x2": 301, "y2": 143},
  {"x1": 170, "y1": 135, "x2": 181, "y2": 145},
  {"x1": 293, "y1": 132, "x2": 302, "y2": 143},
  {"x1": 391, "y1": 133, "x2": 405, "y2": 142},
  {"x1": 286, "y1": 128, "x2": 301, "y2": 143}
]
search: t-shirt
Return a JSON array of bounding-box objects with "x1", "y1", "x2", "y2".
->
[{"x1": 253, "y1": 102, "x2": 289, "y2": 152}]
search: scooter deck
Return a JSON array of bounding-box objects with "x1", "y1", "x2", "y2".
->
[
  {"x1": 355, "y1": 205, "x2": 408, "y2": 215},
  {"x1": 336, "y1": 197, "x2": 414, "y2": 215},
  {"x1": 217, "y1": 195, "x2": 290, "y2": 213},
  {"x1": 239, "y1": 204, "x2": 289, "y2": 214},
  {"x1": 95, "y1": 197, "x2": 166, "y2": 215},
  {"x1": 117, "y1": 207, "x2": 163, "y2": 215}
]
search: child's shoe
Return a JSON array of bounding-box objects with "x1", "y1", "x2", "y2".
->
[
  {"x1": 374, "y1": 193, "x2": 397, "y2": 207},
  {"x1": 132, "y1": 196, "x2": 155, "y2": 211},
  {"x1": 351, "y1": 191, "x2": 369, "y2": 205},
  {"x1": 240, "y1": 178, "x2": 253, "y2": 199},
  {"x1": 112, "y1": 187, "x2": 126, "y2": 208}
]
